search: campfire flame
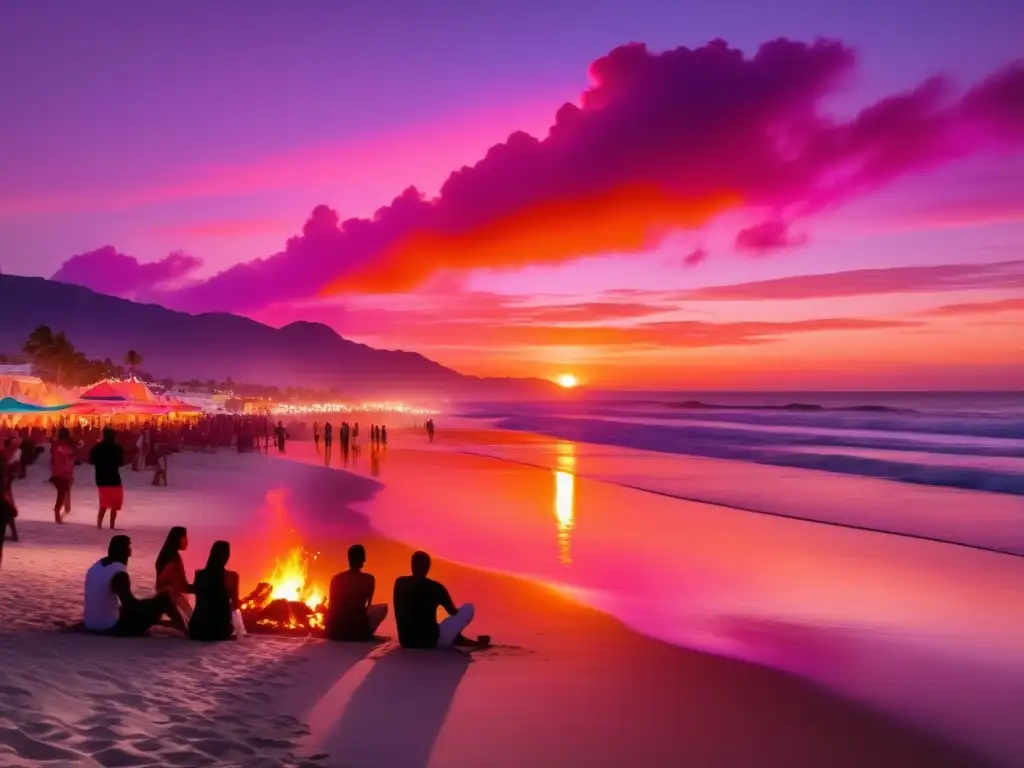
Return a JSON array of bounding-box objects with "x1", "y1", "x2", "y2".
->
[
  {"x1": 240, "y1": 546, "x2": 328, "y2": 633},
  {"x1": 267, "y1": 547, "x2": 324, "y2": 612}
]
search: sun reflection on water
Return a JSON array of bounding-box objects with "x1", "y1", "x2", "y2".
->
[{"x1": 554, "y1": 442, "x2": 577, "y2": 565}]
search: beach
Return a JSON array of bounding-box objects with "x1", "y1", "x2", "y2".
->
[{"x1": 0, "y1": 432, "x2": 1019, "y2": 767}]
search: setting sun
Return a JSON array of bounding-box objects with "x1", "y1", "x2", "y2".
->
[{"x1": 557, "y1": 373, "x2": 579, "y2": 388}]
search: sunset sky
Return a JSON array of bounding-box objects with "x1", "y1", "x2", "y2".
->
[{"x1": 2, "y1": 0, "x2": 1023, "y2": 389}]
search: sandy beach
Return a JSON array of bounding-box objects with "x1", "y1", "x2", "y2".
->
[{"x1": 0, "y1": 434, "x2": 1015, "y2": 766}]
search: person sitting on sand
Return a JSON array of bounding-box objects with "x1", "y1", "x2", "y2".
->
[
  {"x1": 155, "y1": 526, "x2": 194, "y2": 623},
  {"x1": 189, "y1": 541, "x2": 241, "y2": 642},
  {"x1": 325, "y1": 544, "x2": 388, "y2": 642},
  {"x1": 89, "y1": 427, "x2": 125, "y2": 530},
  {"x1": 84, "y1": 535, "x2": 187, "y2": 636},
  {"x1": 393, "y1": 551, "x2": 488, "y2": 649}
]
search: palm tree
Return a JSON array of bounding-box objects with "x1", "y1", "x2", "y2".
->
[
  {"x1": 48, "y1": 332, "x2": 77, "y2": 387},
  {"x1": 22, "y1": 325, "x2": 55, "y2": 364},
  {"x1": 124, "y1": 349, "x2": 143, "y2": 375}
]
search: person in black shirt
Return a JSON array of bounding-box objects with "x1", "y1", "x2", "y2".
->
[
  {"x1": 325, "y1": 544, "x2": 388, "y2": 641},
  {"x1": 393, "y1": 551, "x2": 487, "y2": 649},
  {"x1": 190, "y1": 540, "x2": 240, "y2": 642},
  {"x1": 89, "y1": 427, "x2": 125, "y2": 530}
]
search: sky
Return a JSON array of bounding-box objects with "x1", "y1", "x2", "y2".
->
[{"x1": 1, "y1": 0, "x2": 1023, "y2": 390}]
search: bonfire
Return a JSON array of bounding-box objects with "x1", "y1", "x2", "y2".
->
[{"x1": 239, "y1": 547, "x2": 327, "y2": 634}]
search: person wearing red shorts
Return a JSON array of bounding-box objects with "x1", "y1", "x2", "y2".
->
[{"x1": 89, "y1": 427, "x2": 126, "y2": 530}]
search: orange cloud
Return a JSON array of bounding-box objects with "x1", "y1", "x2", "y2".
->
[{"x1": 326, "y1": 185, "x2": 740, "y2": 293}]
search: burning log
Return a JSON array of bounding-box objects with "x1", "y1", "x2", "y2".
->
[{"x1": 239, "y1": 581, "x2": 326, "y2": 635}]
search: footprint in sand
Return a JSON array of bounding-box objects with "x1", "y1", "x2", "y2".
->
[
  {"x1": 91, "y1": 745, "x2": 155, "y2": 767},
  {"x1": 193, "y1": 737, "x2": 255, "y2": 758},
  {"x1": 160, "y1": 749, "x2": 218, "y2": 766},
  {"x1": 0, "y1": 725, "x2": 81, "y2": 762}
]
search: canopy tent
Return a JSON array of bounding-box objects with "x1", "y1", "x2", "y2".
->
[
  {"x1": 80, "y1": 377, "x2": 161, "y2": 403},
  {"x1": 0, "y1": 396, "x2": 72, "y2": 414},
  {"x1": 74, "y1": 377, "x2": 202, "y2": 418},
  {"x1": 0, "y1": 374, "x2": 75, "y2": 405}
]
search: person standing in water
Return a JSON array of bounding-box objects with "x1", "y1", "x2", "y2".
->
[
  {"x1": 50, "y1": 427, "x2": 75, "y2": 523},
  {"x1": 89, "y1": 427, "x2": 125, "y2": 530},
  {"x1": 275, "y1": 421, "x2": 287, "y2": 453},
  {"x1": 313, "y1": 421, "x2": 321, "y2": 451}
]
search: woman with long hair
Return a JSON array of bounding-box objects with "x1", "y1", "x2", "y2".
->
[
  {"x1": 155, "y1": 526, "x2": 193, "y2": 622},
  {"x1": 189, "y1": 540, "x2": 240, "y2": 641}
]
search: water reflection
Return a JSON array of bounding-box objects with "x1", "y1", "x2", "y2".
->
[{"x1": 554, "y1": 442, "x2": 576, "y2": 565}]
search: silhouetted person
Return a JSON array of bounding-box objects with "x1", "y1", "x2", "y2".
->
[
  {"x1": 89, "y1": 427, "x2": 125, "y2": 530},
  {"x1": 84, "y1": 535, "x2": 186, "y2": 636},
  {"x1": 380, "y1": 425, "x2": 387, "y2": 446},
  {"x1": 393, "y1": 551, "x2": 487, "y2": 649},
  {"x1": 324, "y1": 421, "x2": 333, "y2": 449},
  {"x1": 190, "y1": 540, "x2": 240, "y2": 642},
  {"x1": 313, "y1": 421, "x2": 321, "y2": 451},
  {"x1": 0, "y1": 447, "x2": 17, "y2": 566},
  {"x1": 275, "y1": 421, "x2": 287, "y2": 453},
  {"x1": 325, "y1": 544, "x2": 388, "y2": 642},
  {"x1": 426, "y1": 419, "x2": 435, "y2": 442},
  {"x1": 50, "y1": 427, "x2": 75, "y2": 523}
]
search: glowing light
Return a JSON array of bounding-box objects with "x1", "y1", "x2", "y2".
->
[
  {"x1": 266, "y1": 547, "x2": 325, "y2": 614},
  {"x1": 554, "y1": 441, "x2": 576, "y2": 565},
  {"x1": 270, "y1": 401, "x2": 437, "y2": 416},
  {"x1": 557, "y1": 373, "x2": 578, "y2": 389}
]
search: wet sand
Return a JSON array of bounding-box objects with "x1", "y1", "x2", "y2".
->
[{"x1": 0, "y1": 445, "x2": 992, "y2": 766}]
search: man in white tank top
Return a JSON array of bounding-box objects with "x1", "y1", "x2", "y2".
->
[{"x1": 83, "y1": 535, "x2": 187, "y2": 636}]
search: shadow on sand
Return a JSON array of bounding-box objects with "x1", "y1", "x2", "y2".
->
[{"x1": 324, "y1": 647, "x2": 472, "y2": 767}]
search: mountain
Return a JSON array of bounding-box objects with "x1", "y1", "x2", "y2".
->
[{"x1": 0, "y1": 274, "x2": 558, "y2": 400}]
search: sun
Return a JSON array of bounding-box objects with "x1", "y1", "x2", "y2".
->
[{"x1": 557, "y1": 373, "x2": 579, "y2": 389}]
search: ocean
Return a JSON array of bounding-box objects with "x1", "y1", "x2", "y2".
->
[{"x1": 455, "y1": 391, "x2": 1024, "y2": 496}]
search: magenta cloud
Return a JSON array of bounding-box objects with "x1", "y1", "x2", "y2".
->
[
  {"x1": 682, "y1": 247, "x2": 710, "y2": 267},
  {"x1": 734, "y1": 220, "x2": 807, "y2": 253},
  {"x1": 52, "y1": 246, "x2": 202, "y2": 298},
  {"x1": 50, "y1": 38, "x2": 1024, "y2": 313}
]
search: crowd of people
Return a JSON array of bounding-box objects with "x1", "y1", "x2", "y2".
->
[{"x1": 82, "y1": 531, "x2": 489, "y2": 649}]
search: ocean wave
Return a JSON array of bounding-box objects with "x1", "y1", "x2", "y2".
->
[
  {"x1": 669, "y1": 400, "x2": 914, "y2": 414},
  {"x1": 488, "y1": 414, "x2": 1024, "y2": 496}
]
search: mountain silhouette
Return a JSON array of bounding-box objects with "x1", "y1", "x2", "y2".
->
[{"x1": 0, "y1": 274, "x2": 557, "y2": 399}]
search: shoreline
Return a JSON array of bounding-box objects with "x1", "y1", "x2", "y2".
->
[{"x1": 0, "y1": 444, "x2": 1008, "y2": 766}]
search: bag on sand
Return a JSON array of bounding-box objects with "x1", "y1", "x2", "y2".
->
[{"x1": 232, "y1": 609, "x2": 247, "y2": 640}]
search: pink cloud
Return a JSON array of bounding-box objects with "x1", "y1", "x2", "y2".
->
[
  {"x1": 734, "y1": 220, "x2": 807, "y2": 253},
  {"x1": 679, "y1": 260, "x2": 1024, "y2": 301},
  {"x1": 149, "y1": 217, "x2": 293, "y2": 239},
  {"x1": 51, "y1": 246, "x2": 202, "y2": 297},
  {"x1": 927, "y1": 296, "x2": 1024, "y2": 316},
  {"x1": 49, "y1": 39, "x2": 1024, "y2": 313}
]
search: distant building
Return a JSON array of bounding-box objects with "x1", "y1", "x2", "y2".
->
[{"x1": 0, "y1": 363, "x2": 34, "y2": 378}]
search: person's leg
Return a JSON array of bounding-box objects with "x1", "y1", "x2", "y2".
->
[
  {"x1": 366, "y1": 604, "x2": 388, "y2": 635},
  {"x1": 97, "y1": 507, "x2": 107, "y2": 529},
  {"x1": 437, "y1": 603, "x2": 475, "y2": 648},
  {"x1": 7, "y1": 517, "x2": 17, "y2": 542},
  {"x1": 110, "y1": 487, "x2": 123, "y2": 529},
  {"x1": 114, "y1": 593, "x2": 186, "y2": 637}
]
